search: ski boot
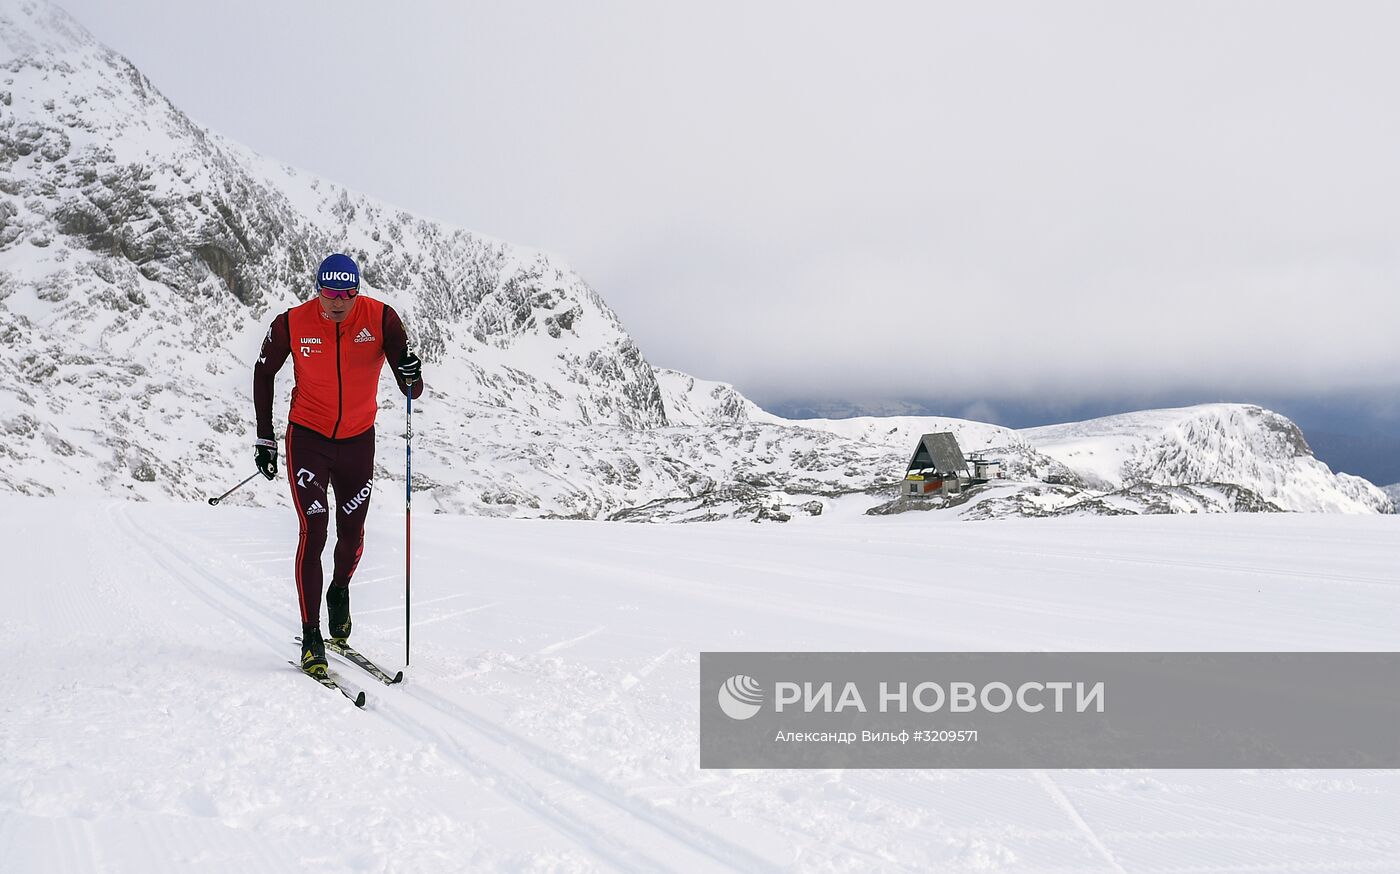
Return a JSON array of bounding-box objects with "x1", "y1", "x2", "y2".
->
[
  {"x1": 327, "y1": 584, "x2": 352, "y2": 645},
  {"x1": 300, "y1": 626, "x2": 328, "y2": 676}
]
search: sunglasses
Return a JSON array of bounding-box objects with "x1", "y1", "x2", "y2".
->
[{"x1": 319, "y1": 286, "x2": 359, "y2": 300}]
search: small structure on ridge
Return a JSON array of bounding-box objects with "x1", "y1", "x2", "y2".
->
[{"x1": 902, "y1": 432, "x2": 1003, "y2": 498}]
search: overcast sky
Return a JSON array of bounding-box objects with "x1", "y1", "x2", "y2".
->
[{"x1": 58, "y1": 1, "x2": 1400, "y2": 408}]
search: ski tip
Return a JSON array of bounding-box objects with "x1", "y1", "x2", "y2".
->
[{"x1": 354, "y1": 691, "x2": 367, "y2": 707}]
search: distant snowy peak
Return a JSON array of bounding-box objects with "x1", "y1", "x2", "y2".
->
[
  {"x1": 653, "y1": 369, "x2": 783, "y2": 426},
  {"x1": 1022, "y1": 404, "x2": 1389, "y2": 514}
]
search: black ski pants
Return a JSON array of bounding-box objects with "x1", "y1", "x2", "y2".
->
[{"x1": 284, "y1": 424, "x2": 375, "y2": 627}]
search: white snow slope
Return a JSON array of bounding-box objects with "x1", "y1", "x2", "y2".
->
[{"x1": 4, "y1": 493, "x2": 1399, "y2": 872}]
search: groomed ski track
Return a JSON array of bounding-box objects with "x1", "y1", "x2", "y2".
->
[{"x1": 3, "y1": 494, "x2": 1398, "y2": 871}]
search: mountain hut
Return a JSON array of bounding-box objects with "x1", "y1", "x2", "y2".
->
[{"x1": 902, "y1": 432, "x2": 972, "y2": 497}]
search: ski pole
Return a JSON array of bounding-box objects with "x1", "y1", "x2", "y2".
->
[
  {"x1": 208, "y1": 471, "x2": 261, "y2": 506},
  {"x1": 405, "y1": 376, "x2": 413, "y2": 667}
]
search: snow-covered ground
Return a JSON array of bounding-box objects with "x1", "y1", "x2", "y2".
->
[{"x1": 4, "y1": 493, "x2": 1398, "y2": 872}]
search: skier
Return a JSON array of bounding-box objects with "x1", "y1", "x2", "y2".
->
[{"x1": 252, "y1": 253, "x2": 423, "y2": 676}]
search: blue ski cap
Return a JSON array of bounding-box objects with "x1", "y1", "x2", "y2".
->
[{"x1": 317, "y1": 253, "x2": 360, "y2": 295}]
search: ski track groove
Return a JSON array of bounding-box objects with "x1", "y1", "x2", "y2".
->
[
  {"x1": 354, "y1": 592, "x2": 490, "y2": 616},
  {"x1": 1114, "y1": 790, "x2": 1400, "y2": 843},
  {"x1": 382, "y1": 603, "x2": 498, "y2": 633},
  {"x1": 399, "y1": 683, "x2": 781, "y2": 873},
  {"x1": 114, "y1": 502, "x2": 769, "y2": 873},
  {"x1": 1033, "y1": 771, "x2": 1127, "y2": 874},
  {"x1": 430, "y1": 534, "x2": 1081, "y2": 647},
  {"x1": 454, "y1": 530, "x2": 1395, "y2": 648},
  {"x1": 1147, "y1": 862, "x2": 1400, "y2": 874},
  {"x1": 835, "y1": 532, "x2": 1396, "y2": 592},
  {"x1": 369, "y1": 704, "x2": 681, "y2": 873},
  {"x1": 536, "y1": 625, "x2": 608, "y2": 655},
  {"x1": 344, "y1": 572, "x2": 399, "y2": 587},
  {"x1": 620, "y1": 648, "x2": 675, "y2": 692},
  {"x1": 111, "y1": 503, "x2": 666, "y2": 870}
]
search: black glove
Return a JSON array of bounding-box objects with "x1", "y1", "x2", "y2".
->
[
  {"x1": 255, "y1": 439, "x2": 278, "y2": 481},
  {"x1": 396, "y1": 349, "x2": 422, "y2": 385}
]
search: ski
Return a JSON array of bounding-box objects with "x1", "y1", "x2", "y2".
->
[
  {"x1": 329, "y1": 638, "x2": 406, "y2": 684},
  {"x1": 297, "y1": 636, "x2": 405, "y2": 685},
  {"x1": 289, "y1": 660, "x2": 367, "y2": 707}
]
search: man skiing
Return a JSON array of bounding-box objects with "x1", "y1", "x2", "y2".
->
[{"x1": 252, "y1": 253, "x2": 423, "y2": 676}]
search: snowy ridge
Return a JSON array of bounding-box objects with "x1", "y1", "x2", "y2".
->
[
  {"x1": 0, "y1": 1, "x2": 1388, "y2": 521},
  {"x1": 1022, "y1": 405, "x2": 1389, "y2": 514},
  {"x1": 653, "y1": 368, "x2": 783, "y2": 426}
]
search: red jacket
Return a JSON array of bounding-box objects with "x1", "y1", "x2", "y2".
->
[{"x1": 254, "y1": 295, "x2": 422, "y2": 440}]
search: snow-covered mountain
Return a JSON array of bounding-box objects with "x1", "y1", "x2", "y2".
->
[
  {"x1": 0, "y1": 0, "x2": 1389, "y2": 521},
  {"x1": 1021, "y1": 404, "x2": 1387, "y2": 514},
  {"x1": 0, "y1": 0, "x2": 664, "y2": 429},
  {"x1": 652, "y1": 368, "x2": 784, "y2": 427},
  {"x1": 0, "y1": 0, "x2": 669, "y2": 498}
]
